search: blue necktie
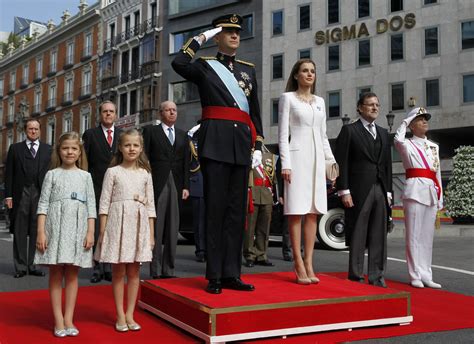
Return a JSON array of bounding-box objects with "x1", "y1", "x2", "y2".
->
[{"x1": 168, "y1": 127, "x2": 174, "y2": 145}]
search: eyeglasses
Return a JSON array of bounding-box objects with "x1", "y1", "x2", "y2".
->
[{"x1": 362, "y1": 103, "x2": 380, "y2": 107}]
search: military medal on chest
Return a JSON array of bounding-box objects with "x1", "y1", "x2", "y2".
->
[{"x1": 239, "y1": 71, "x2": 251, "y2": 96}]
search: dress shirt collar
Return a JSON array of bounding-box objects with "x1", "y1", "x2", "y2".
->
[
  {"x1": 411, "y1": 135, "x2": 428, "y2": 144},
  {"x1": 25, "y1": 138, "x2": 40, "y2": 148},
  {"x1": 101, "y1": 124, "x2": 115, "y2": 135},
  {"x1": 161, "y1": 122, "x2": 174, "y2": 131},
  {"x1": 359, "y1": 116, "x2": 375, "y2": 128}
]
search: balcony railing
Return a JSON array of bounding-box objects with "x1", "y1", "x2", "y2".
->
[
  {"x1": 79, "y1": 85, "x2": 92, "y2": 100},
  {"x1": 34, "y1": 71, "x2": 42, "y2": 83},
  {"x1": 47, "y1": 63, "x2": 57, "y2": 77},
  {"x1": 62, "y1": 92, "x2": 73, "y2": 106},
  {"x1": 100, "y1": 75, "x2": 119, "y2": 90},
  {"x1": 81, "y1": 46, "x2": 92, "y2": 61},
  {"x1": 103, "y1": 16, "x2": 159, "y2": 50},
  {"x1": 31, "y1": 104, "x2": 42, "y2": 116},
  {"x1": 20, "y1": 77, "x2": 29, "y2": 89},
  {"x1": 46, "y1": 98, "x2": 56, "y2": 112},
  {"x1": 64, "y1": 55, "x2": 74, "y2": 69}
]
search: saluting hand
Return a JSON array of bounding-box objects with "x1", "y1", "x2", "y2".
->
[{"x1": 200, "y1": 27, "x2": 222, "y2": 43}]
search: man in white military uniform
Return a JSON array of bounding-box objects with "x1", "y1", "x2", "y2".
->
[{"x1": 394, "y1": 107, "x2": 442, "y2": 289}]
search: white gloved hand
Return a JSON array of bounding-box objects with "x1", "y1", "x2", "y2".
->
[
  {"x1": 252, "y1": 150, "x2": 262, "y2": 169},
  {"x1": 202, "y1": 27, "x2": 223, "y2": 42}
]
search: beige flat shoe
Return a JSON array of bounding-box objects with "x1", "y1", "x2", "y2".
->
[
  {"x1": 127, "y1": 322, "x2": 141, "y2": 331},
  {"x1": 115, "y1": 323, "x2": 129, "y2": 332}
]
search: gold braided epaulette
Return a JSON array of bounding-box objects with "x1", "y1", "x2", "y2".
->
[
  {"x1": 235, "y1": 59, "x2": 255, "y2": 67},
  {"x1": 200, "y1": 56, "x2": 217, "y2": 60}
]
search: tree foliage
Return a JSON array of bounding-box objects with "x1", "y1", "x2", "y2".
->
[{"x1": 445, "y1": 145, "x2": 474, "y2": 219}]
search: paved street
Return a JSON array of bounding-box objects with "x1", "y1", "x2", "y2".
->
[{"x1": 0, "y1": 220, "x2": 473, "y2": 343}]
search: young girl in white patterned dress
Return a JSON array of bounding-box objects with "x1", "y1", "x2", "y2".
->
[
  {"x1": 35, "y1": 132, "x2": 96, "y2": 337},
  {"x1": 94, "y1": 129, "x2": 155, "y2": 332}
]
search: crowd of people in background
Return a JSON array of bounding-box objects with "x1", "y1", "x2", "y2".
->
[{"x1": 3, "y1": 12, "x2": 444, "y2": 338}]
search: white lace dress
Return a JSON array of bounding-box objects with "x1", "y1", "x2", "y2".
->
[
  {"x1": 34, "y1": 168, "x2": 96, "y2": 267},
  {"x1": 94, "y1": 165, "x2": 156, "y2": 263}
]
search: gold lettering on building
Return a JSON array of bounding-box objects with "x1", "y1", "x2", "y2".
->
[{"x1": 315, "y1": 13, "x2": 416, "y2": 45}]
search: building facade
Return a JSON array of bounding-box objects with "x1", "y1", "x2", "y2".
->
[
  {"x1": 97, "y1": 0, "x2": 162, "y2": 128},
  {"x1": 0, "y1": 1, "x2": 101, "y2": 181},
  {"x1": 262, "y1": 0, "x2": 474, "y2": 201}
]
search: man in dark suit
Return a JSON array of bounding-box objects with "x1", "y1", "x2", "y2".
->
[
  {"x1": 5, "y1": 118, "x2": 52, "y2": 278},
  {"x1": 172, "y1": 14, "x2": 263, "y2": 294},
  {"x1": 143, "y1": 100, "x2": 190, "y2": 279},
  {"x1": 82, "y1": 100, "x2": 121, "y2": 283},
  {"x1": 335, "y1": 92, "x2": 392, "y2": 288}
]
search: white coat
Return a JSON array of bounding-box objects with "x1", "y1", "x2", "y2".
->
[{"x1": 278, "y1": 92, "x2": 335, "y2": 215}]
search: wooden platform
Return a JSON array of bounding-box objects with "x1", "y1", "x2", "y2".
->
[{"x1": 139, "y1": 272, "x2": 412, "y2": 343}]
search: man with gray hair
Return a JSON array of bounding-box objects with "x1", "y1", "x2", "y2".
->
[{"x1": 143, "y1": 101, "x2": 190, "y2": 279}]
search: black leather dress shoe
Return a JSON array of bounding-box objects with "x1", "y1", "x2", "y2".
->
[
  {"x1": 283, "y1": 255, "x2": 293, "y2": 262},
  {"x1": 14, "y1": 271, "x2": 26, "y2": 278},
  {"x1": 349, "y1": 277, "x2": 365, "y2": 284},
  {"x1": 90, "y1": 273, "x2": 102, "y2": 283},
  {"x1": 255, "y1": 260, "x2": 274, "y2": 267},
  {"x1": 205, "y1": 279, "x2": 222, "y2": 294},
  {"x1": 370, "y1": 279, "x2": 387, "y2": 288},
  {"x1": 159, "y1": 275, "x2": 177, "y2": 279},
  {"x1": 104, "y1": 272, "x2": 113, "y2": 282},
  {"x1": 221, "y1": 278, "x2": 255, "y2": 291},
  {"x1": 29, "y1": 270, "x2": 45, "y2": 277},
  {"x1": 244, "y1": 260, "x2": 254, "y2": 268},
  {"x1": 196, "y1": 254, "x2": 206, "y2": 263}
]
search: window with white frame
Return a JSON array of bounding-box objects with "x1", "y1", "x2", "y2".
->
[
  {"x1": 8, "y1": 98, "x2": 14, "y2": 122},
  {"x1": 84, "y1": 32, "x2": 93, "y2": 56},
  {"x1": 80, "y1": 105, "x2": 91, "y2": 134},
  {"x1": 65, "y1": 78, "x2": 73, "y2": 103},
  {"x1": 36, "y1": 57, "x2": 43, "y2": 80},
  {"x1": 50, "y1": 50, "x2": 57, "y2": 72},
  {"x1": 22, "y1": 63, "x2": 29, "y2": 85},
  {"x1": 390, "y1": 33, "x2": 404, "y2": 61},
  {"x1": 47, "y1": 117, "x2": 56, "y2": 145},
  {"x1": 66, "y1": 41, "x2": 74, "y2": 65},
  {"x1": 358, "y1": 39, "x2": 370, "y2": 66},
  {"x1": 34, "y1": 86, "x2": 42, "y2": 114},
  {"x1": 9, "y1": 71, "x2": 16, "y2": 91},
  {"x1": 82, "y1": 67, "x2": 92, "y2": 96},
  {"x1": 328, "y1": 45, "x2": 340, "y2": 71},
  {"x1": 171, "y1": 81, "x2": 199, "y2": 104},
  {"x1": 48, "y1": 81, "x2": 56, "y2": 108},
  {"x1": 63, "y1": 112, "x2": 73, "y2": 133},
  {"x1": 0, "y1": 78, "x2": 3, "y2": 95},
  {"x1": 390, "y1": 0, "x2": 403, "y2": 12}
]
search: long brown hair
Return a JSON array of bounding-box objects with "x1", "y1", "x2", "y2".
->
[
  {"x1": 285, "y1": 59, "x2": 317, "y2": 94},
  {"x1": 50, "y1": 131, "x2": 88, "y2": 170},
  {"x1": 110, "y1": 128, "x2": 151, "y2": 173}
]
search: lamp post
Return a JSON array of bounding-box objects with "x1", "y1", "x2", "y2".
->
[
  {"x1": 386, "y1": 111, "x2": 395, "y2": 133},
  {"x1": 341, "y1": 113, "x2": 350, "y2": 126}
]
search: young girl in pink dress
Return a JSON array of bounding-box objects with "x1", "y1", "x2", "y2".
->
[{"x1": 94, "y1": 129, "x2": 156, "y2": 332}]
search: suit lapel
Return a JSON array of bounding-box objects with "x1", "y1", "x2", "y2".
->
[
  {"x1": 354, "y1": 120, "x2": 376, "y2": 162},
  {"x1": 156, "y1": 125, "x2": 173, "y2": 151},
  {"x1": 19, "y1": 141, "x2": 28, "y2": 175},
  {"x1": 94, "y1": 126, "x2": 111, "y2": 156}
]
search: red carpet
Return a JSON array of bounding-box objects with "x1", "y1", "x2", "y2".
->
[{"x1": 0, "y1": 272, "x2": 473, "y2": 343}]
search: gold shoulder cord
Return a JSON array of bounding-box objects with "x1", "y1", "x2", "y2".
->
[{"x1": 189, "y1": 140, "x2": 200, "y2": 173}]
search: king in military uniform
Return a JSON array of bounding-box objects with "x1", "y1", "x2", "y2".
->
[{"x1": 172, "y1": 14, "x2": 264, "y2": 294}]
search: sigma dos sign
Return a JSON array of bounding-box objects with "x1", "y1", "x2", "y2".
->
[{"x1": 314, "y1": 13, "x2": 416, "y2": 45}]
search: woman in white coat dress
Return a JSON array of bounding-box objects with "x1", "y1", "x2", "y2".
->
[
  {"x1": 394, "y1": 107, "x2": 442, "y2": 289},
  {"x1": 278, "y1": 59, "x2": 337, "y2": 285}
]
